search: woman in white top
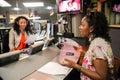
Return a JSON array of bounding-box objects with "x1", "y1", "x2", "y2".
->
[{"x1": 9, "y1": 16, "x2": 33, "y2": 51}]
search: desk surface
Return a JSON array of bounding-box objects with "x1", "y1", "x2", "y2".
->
[
  {"x1": 0, "y1": 39, "x2": 80, "y2": 80},
  {"x1": 22, "y1": 41, "x2": 80, "y2": 80},
  {"x1": 0, "y1": 45, "x2": 60, "y2": 80}
]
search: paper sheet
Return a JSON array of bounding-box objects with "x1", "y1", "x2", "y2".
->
[
  {"x1": 65, "y1": 38, "x2": 79, "y2": 47},
  {"x1": 59, "y1": 43, "x2": 80, "y2": 63},
  {"x1": 19, "y1": 53, "x2": 29, "y2": 60},
  {"x1": 26, "y1": 35, "x2": 36, "y2": 44},
  {"x1": 37, "y1": 62, "x2": 70, "y2": 75}
]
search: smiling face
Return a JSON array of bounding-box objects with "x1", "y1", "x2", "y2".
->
[
  {"x1": 18, "y1": 18, "x2": 27, "y2": 31},
  {"x1": 79, "y1": 16, "x2": 93, "y2": 37}
]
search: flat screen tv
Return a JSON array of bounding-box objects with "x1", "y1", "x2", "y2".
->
[
  {"x1": 57, "y1": 0, "x2": 81, "y2": 14},
  {"x1": 112, "y1": 0, "x2": 120, "y2": 13}
]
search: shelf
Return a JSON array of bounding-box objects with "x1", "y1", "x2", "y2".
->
[{"x1": 109, "y1": 25, "x2": 120, "y2": 28}]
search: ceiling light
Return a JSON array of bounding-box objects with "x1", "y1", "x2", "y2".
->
[
  {"x1": 23, "y1": 2, "x2": 44, "y2": 7},
  {"x1": 46, "y1": 6, "x2": 53, "y2": 10},
  {"x1": 13, "y1": 7, "x2": 21, "y2": 11},
  {"x1": 29, "y1": 16, "x2": 41, "y2": 20},
  {"x1": 0, "y1": 0, "x2": 11, "y2": 7}
]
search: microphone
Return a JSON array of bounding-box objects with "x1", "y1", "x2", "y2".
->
[
  {"x1": 63, "y1": 32, "x2": 74, "y2": 38},
  {"x1": 71, "y1": 37, "x2": 90, "y2": 46}
]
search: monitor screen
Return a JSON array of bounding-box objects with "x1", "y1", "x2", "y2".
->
[
  {"x1": 112, "y1": 0, "x2": 120, "y2": 13},
  {"x1": 40, "y1": 30, "x2": 46, "y2": 36},
  {"x1": 58, "y1": 0, "x2": 81, "y2": 13}
]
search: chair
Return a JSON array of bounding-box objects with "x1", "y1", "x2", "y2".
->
[{"x1": 113, "y1": 55, "x2": 120, "y2": 79}]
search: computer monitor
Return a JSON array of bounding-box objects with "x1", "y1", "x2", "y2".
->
[
  {"x1": 0, "y1": 50, "x2": 21, "y2": 66},
  {"x1": 57, "y1": 0, "x2": 81, "y2": 14},
  {"x1": 30, "y1": 42, "x2": 44, "y2": 55}
]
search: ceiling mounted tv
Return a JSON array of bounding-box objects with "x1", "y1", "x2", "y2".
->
[
  {"x1": 112, "y1": 0, "x2": 120, "y2": 13},
  {"x1": 58, "y1": 0, "x2": 81, "y2": 14}
]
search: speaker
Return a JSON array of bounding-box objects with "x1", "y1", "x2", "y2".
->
[
  {"x1": 1, "y1": 29, "x2": 10, "y2": 53},
  {"x1": 82, "y1": 0, "x2": 91, "y2": 15}
]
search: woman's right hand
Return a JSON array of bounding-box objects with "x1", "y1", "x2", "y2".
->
[
  {"x1": 60, "y1": 58, "x2": 78, "y2": 68},
  {"x1": 9, "y1": 49, "x2": 15, "y2": 52}
]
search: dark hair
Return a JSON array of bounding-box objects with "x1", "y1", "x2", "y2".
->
[
  {"x1": 13, "y1": 16, "x2": 33, "y2": 35},
  {"x1": 85, "y1": 11, "x2": 111, "y2": 42}
]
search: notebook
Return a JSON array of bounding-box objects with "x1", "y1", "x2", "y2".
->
[{"x1": 21, "y1": 71, "x2": 54, "y2": 80}]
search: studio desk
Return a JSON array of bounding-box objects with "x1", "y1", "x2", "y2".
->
[
  {"x1": 0, "y1": 38, "x2": 84, "y2": 80},
  {"x1": 0, "y1": 45, "x2": 63, "y2": 80}
]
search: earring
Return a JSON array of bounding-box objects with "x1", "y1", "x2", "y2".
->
[{"x1": 89, "y1": 33, "x2": 94, "y2": 42}]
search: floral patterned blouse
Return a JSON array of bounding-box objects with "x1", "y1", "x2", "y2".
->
[{"x1": 80, "y1": 37, "x2": 113, "y2": 80}]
